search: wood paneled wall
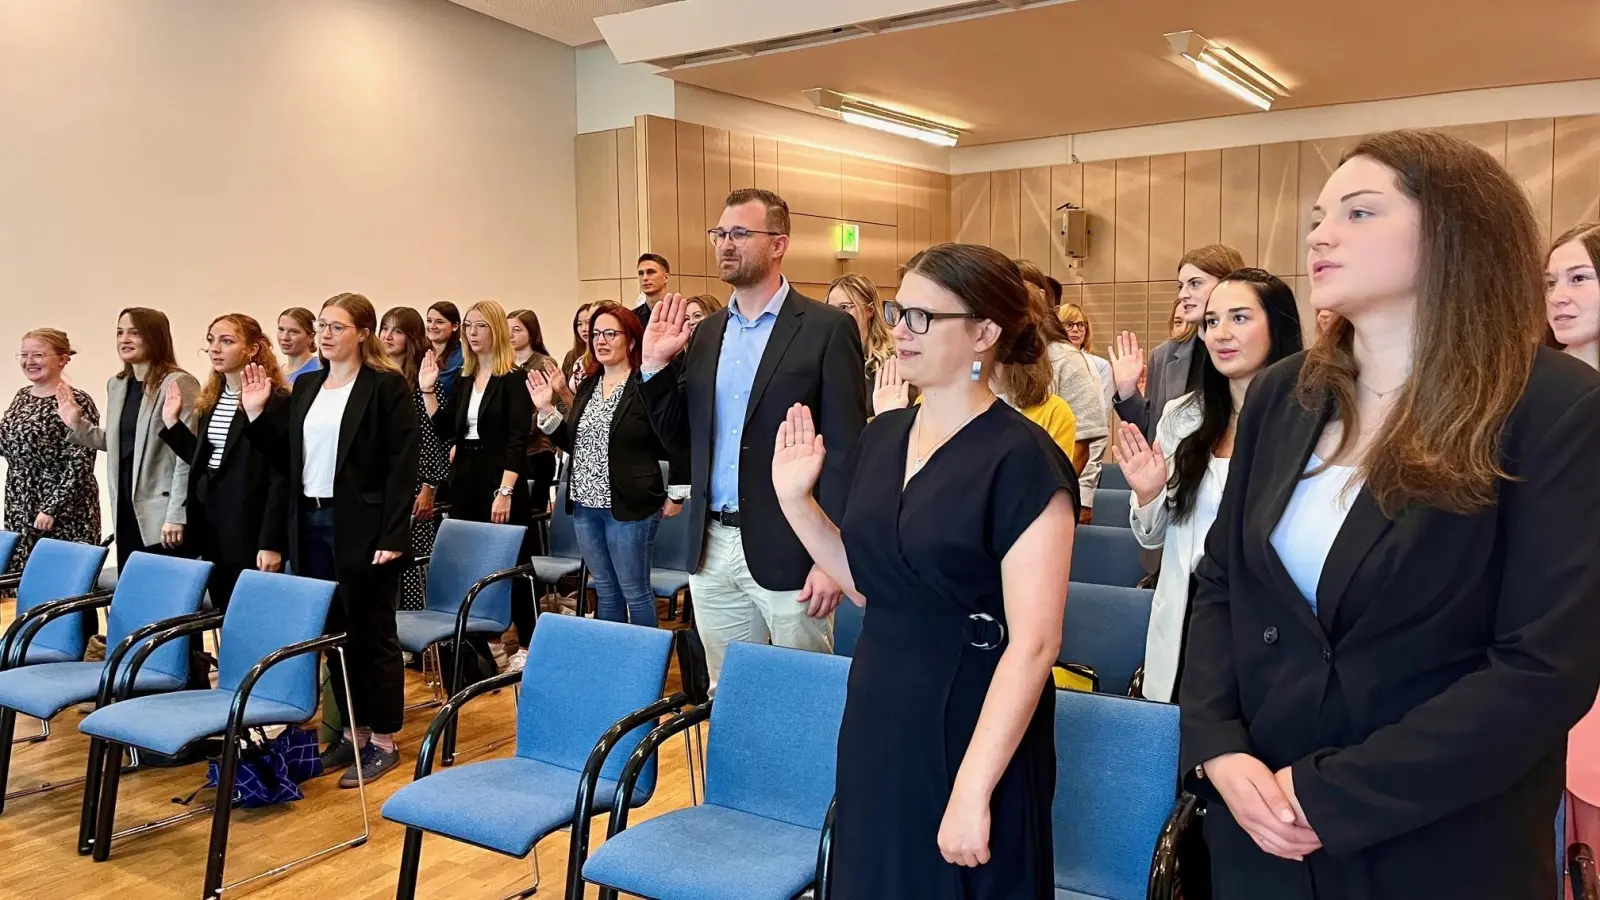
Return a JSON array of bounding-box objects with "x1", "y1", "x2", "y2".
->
[
  {"x1": 953, "y1": 116, "x2": 1600, "y2": 349},
  {"x1": 578, "y1": 116, "x2": 952, "y2": 309}
]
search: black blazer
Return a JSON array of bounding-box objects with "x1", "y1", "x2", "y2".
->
[
  {"x1": 246, "y1": 366, "x2": 419, "y2": 579},
  {"x1": 550, "y1": 371, "x2": 675, "y2": 522},
  {"x1": 160, "y1": 391, "x2": 292, "y2": 566},
  {"x1": 1180, "y1": 349, "x2": 1600, "y2": 899},
  {"x1": 639, "y1": 286, "x2": 869, "y2": 591},
  {"x1": 430, "y1": 369, "x2": 531, "y2": 477}
]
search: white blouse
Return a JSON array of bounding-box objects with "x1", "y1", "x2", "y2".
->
[
  {"x1": 1269, "y1": 454, "x2": 1362, "y2": 613},
  {"x1": 301, "y1": 379, "x2": 354, "y2": 498},
  {"x1": 465, "y1": 386, "x2": 484, "y2": 440},
  {"x1": 1129, "y1": 393, "x2": 1226, "y2": 703}
]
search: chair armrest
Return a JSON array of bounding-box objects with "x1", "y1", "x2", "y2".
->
[
  {"x1": 606, "y1": 701, "x2": 713, "y2": 837},
  {"x1": 0, "y1": 573, "x2": 21, "y2": 592},
  {"x1": 815, "y1": 798, "x2": 839, "y2": 900},
  {"x1": 104, "y1": 611, "x2": 225, "y2": 705},
  {"x1": 1146, "y1": 791, "x2": 1200, "y2": 900},
  {"x1": 573, "y1": 693, "x2": 688, "y2": 825},
  {"x1": 0, "y1": 589, "x2": 113, "y2": 670},
  {"x1": 224, "y1": 633, "x2": 348, "y2": 742},
  {"x1": 447, "y1": 562, "x2": 542, "y2": 693},
  {"x1": 529, "y1": 509, "x2": 552, "y2": 524},
  {"x1": 412, "y1": 669, "x2": 524, "y2": 778}
]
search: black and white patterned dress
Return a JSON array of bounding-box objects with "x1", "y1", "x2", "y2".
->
[
  {"x1": 0, "y1": 387, "x2": 102, "y2": 575},
  {"x1": 401, "y1": 387, "x2": 451, "y2": 610},
  {"x1": 568, "y1": 380, "x2": 624, "y2": 509}
]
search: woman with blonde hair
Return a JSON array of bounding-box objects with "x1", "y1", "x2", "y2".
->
[
  {"x1": 158, "y1": 314, "x2": 292, "y2": 611},
  {"x1": 828, "y1": 274, "x2": 895, "y2": 380},
  {"x1": 0, "y1": 328, "x2": 100, "y2": 574},
  {"x1": 683, "y1": 294, "x2": 725, "y2": 334},
  {"x1": 242, "y1": 291, "x2": 419, "y2": 787}
]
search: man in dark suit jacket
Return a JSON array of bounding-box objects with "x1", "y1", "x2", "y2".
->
[
  {"x1": 633, "y1": 253, "x2": 671, "y2": 330},
  {"x1": 639, "y1": 188, "x2": 868, "y2": 684}
]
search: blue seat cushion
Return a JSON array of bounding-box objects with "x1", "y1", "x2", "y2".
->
[
  {"x1": 0, "y1": 662, "x2": 183, "y2": 720},
  {"x1": 20, "y1": 644, "x2": 78, "y2": 666},
  {"x1": 582, "y1": 804, "x2": 820, "y2": 900},
  {"x1": 650, "y1": 568, "x2": 690, "y2": 599},
  {"x1": 1056, "y1": 890, "x2": 1108, "y2": 900},
  {"x1": 79, "y1": 689, "x2": 313, "y2": 755},
  {"x1": 529, "y1": 556, "x2": 582, "y2": 584},
  {"x1": 383, "y1": 756, "x2": 645, "y2": 858},
  {"x1": 395, "y1": 610, "x2": 507, "y2": 655}
]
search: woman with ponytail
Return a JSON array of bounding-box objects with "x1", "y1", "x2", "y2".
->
[{"x1": 772, "y1": 243, "x2": 1077, "y2": 897}]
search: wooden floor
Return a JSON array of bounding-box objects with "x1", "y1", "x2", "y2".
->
[{"x1": 0, "y1": 603, "x2": 698, "y2": 900}]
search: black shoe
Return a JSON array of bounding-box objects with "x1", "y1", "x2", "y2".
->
[
  {"x1": 338, "y1": 743, "x2": 400, "y2": 789},
  {"x1": 317, "y1": 737, "x2": 356, "y2": 776}
]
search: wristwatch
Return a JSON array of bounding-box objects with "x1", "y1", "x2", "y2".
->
[{"x1": 494, "y1": 485, "x2": 515, "y2": 498}]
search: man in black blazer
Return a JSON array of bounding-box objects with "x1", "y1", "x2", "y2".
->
[{"x1": 640, "y1": 188, "x2": 868, "y2": 684}]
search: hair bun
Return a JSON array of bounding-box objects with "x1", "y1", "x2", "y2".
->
[{"x1": 1002, "y1": 321, "x2": 1047, "y2": 366}]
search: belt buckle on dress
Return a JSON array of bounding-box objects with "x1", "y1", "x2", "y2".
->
[{"x1": 967, "y1": 613, "x2": 1005, "y2": 650}]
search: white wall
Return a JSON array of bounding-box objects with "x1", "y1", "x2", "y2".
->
[
  {"x1": 577, "y1": 43, "x2": 676, "y2": 134},
  {"x1": 0, "y1": 0, "x2": 579, "y2": 526}
]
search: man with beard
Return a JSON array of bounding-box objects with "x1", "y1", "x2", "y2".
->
[{"x1": 639, "y1": 188, "x2": 868, "y2": 684}]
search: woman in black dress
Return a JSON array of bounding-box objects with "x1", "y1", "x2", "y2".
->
[
  {"x1": 773, "y1": 243, "x2": 1078, "y2": 899},
  {"x1": 379, "y1": 306, "x2": 450, "y2": 612}
]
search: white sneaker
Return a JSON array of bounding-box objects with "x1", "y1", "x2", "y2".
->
[{"x1": 507, "y1": 649, "x2": 528, "y2": 673}]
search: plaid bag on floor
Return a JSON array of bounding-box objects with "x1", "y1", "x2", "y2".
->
[{"x1": 181, "y1": 727, "x2": 322, "y2": 809}]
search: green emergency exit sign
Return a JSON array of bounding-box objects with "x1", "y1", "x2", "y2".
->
[{"x1": 835, "y1": 222, "x2": 861, "y2": 259}]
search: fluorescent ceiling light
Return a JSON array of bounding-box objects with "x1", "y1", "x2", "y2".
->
[
  {"x1": 1163, "y1": 30, "x2": 1287, "y2": 111},
  {"x1": 804, "y1": 88, "x2": 961, "y2": 147}
]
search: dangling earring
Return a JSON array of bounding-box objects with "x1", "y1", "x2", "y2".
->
[{"x1": 970, "y1": 360, "x2": 983, "y2": 381}]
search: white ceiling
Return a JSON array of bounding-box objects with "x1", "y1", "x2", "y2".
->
[{"x1": 445, "y1": 0, "x2": 680, "y2": 46}]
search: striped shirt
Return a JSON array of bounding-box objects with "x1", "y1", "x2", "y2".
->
[{"x1": 207, "y1": 389, "x2": 240, "y2": 469}]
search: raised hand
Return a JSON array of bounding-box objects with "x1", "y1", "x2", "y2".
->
[
  {"x1": 772, "y1": 403, "x2": 826, "y2": 505},
  {"x1": 419, "y1": 350, "x2": 439, "y2": 394},
  {"x1": 1109, "y1": 422, "x2": 1167, "y2": 508},
  {"x1": 1108, "y1": 331, "x2": 1146, "y2": 402},
  {"x1": 540, "y1": 357, "x2": 574, "y2": 408},
  {"x1": 161, "y1": 379, "x2": 184, "y2": 427},
  {"x1": 239, "y1": 363, "x2": 271, "y2": 420},
  {"x1": 526, "y1": 368, "x2": 557, "y2": 415},
  {"x1": 641, "y1": 293, "x2": 692, "y2": 371},
  {"x1": 872, "y1": 357, "x2": 911, "y2": 416},
  {"x1": 55, "y1": 382, "x2": 81, "y2": 430}
]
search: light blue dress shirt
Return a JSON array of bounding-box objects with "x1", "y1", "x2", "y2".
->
[{"x1": 711, "y1": 279, "x2": 790, "y2": 512}]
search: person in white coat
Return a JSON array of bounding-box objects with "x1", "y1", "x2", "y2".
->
[{"x1": 1112, "y1": 269, "x2": 1302, "y2": 702}]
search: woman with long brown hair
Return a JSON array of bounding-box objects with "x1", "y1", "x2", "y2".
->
[
  {"x1": 242, "y1": 292, "x2": 418, "y2": 788},
  {"x1": 562, "y1": 302, "x2": 595, "y2": 395},
  {"x1": 380, "y1": 306, "x2": 450, "y2": 612},
  {"x1": 59, "y1": 307, "x2": 199, "y2": 573},
  {"x1": 1182, "y1": 131, "x2": 1600, "y2": 897}
]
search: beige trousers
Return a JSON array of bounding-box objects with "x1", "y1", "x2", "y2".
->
[{"x1": 690, "y1": 522, "x2": 833, "y2": 686}]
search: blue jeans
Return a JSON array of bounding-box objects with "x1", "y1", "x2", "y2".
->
[{"x1": 572, "y1": 504, "x2": 660, "y2": 627}]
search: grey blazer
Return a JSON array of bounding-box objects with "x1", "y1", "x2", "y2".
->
[
  {"x1": 69, "y1": 370, "x2": 199, "y2": 546},
  {"x1": 1112, "y1": 335, "x2": 1199, "y2": 441}
]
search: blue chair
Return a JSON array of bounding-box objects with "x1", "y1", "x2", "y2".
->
[
  {"x1": 1051, "y1": 690, "x2": 1193, "y2": 900},
  {"x1": 76, "y1": 570, "x2": 356, "y2": 900},
  {"x1": 383, "y1": 615, "x2": 682, "y2": 900},
  {"x1": 0, "y1": 538, "x2": 110, "y2": 672},
  {"x1": 1060, "y1": 583, "x2": 1154, "y2": 697},
  {"x1": 1095, "y1": 489, "x2": 1135, "y2": 529},
  {"x1": 0, "y1": 553, "x2": 210, "y2": 813},
  {"x1": 1071, "y1": 525, "x2": 1146, "y2": 588},
  {"x1": 1099, "y1": 462, "x2": 1130, "y2": 492},
  {"x1": 396, "y1": 518, "x2": 532, "y2": 762},
  {"x1": 528, "y1": 475, "x2": 588, "y2": 598},
  {"x1": 0, "y1": 531, "x2": 19, "y2": 573},
  {"x1": 652, "y1": 492, "x2": 698, "y2": 621},
  {"x1": 581, "y1": 641, "x2": 851, "y2": 900},
  {"x1": 833, "y1": 600, "x2": 864, "y2": 658}
]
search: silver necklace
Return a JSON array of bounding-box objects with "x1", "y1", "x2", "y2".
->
[{"x1": 911, "y1": 401, "x2": 990, "y2": 474}]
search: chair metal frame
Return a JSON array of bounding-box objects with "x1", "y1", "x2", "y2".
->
[
  {"x1": 578, "y1": 700, "x2": 839, "y2": 900},
  {"x1": 392, "y1": 668, "x2": 686, "y2": 900},
  {"x1": 78, "y1": 610, "x2": 370, "y2": 900},
  {"x1": 1147, "y1": 792, "x2": 1200, "y2": 900}
]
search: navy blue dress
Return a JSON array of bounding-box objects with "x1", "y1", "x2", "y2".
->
[{"x1": 834, "y1": 402, "x2": 1078, "y2": 899}]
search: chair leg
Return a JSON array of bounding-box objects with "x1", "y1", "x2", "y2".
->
[
  {"x1": 0, "y1": 708, "x2": 15, "y2": 815},
  {"x1": 11, "y1": 716, "x2": 48, "y2": 745},
  {"x1": 201, "y1": 724, "x2": 243, "y2": 898},
  {"x1": 683, "y1": 728, "x2": 698, "y2": 807},
  {"x1": 442, "y1": 637, "x2": 461, "y2": 767},
  {"x1": 78, "y1": 737, "x2": 108, "y2": 854},
  {"x1": 91, "y1": 741, "x2": 125, "y2": 862},
  {"x1": 396, "y1": 827, "x2": 424, "y2": 900}
]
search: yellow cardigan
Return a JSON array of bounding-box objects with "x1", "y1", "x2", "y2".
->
[{"x1": 902, "y1": 394, "x2": 1077, "y2": 457}]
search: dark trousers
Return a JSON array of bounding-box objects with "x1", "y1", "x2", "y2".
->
[
  {"x1": 300, "y1": 507, "x2": 405, "y2": 735},
  {"x1": 449, "y1": 442, "x2": 534, "y2": 646},
  {"x1": 514, "y1": 451, "x2": 558, "y2": 646}
]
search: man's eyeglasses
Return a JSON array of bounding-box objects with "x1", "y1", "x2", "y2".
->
[
  {"x1": 590, "y1": 328, "x2": 623, "y2": 343},
  {"x1": 707, "y1": 227, "x2": 782, "y2": 246},
  {"x1": 313, "y1": 320, "x2": 351, "y2": 336},
  {"x1": 881, "y1": 300, "x2": 980, "y2": 335}
]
